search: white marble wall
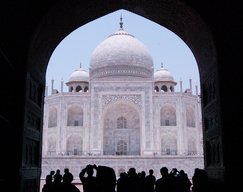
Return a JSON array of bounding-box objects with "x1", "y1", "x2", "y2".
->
[{"x1": 41, "y1": 80, "x2": 203, "y2": 191}]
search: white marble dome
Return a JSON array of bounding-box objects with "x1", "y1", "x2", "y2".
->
[
  {"x1": 68, "y1": 67, "x2": 89, "y2": 82},
  {"x1": 90, "y1": 27, "x2": 153, "y2": 79},
  {"x1": 154, "y1": 67, "x2": 176, "y2": 82}
]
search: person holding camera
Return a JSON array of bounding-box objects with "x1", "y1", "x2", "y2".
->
[{"x1": 79, "y1": 164, "x2": 97, "y2": 192}]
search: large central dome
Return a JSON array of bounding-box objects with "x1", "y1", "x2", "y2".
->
[{"x1": 90, "y1": 20, "x2": 153, "y2": 80}]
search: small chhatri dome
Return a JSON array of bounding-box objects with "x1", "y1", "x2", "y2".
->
[
  {"x1": 154, "y1": 63, "x2": 176, "y2": 83},
  {"x1": 90, "y1": 16, "x2": 153, "y2": 80},
  {"x1": 67, "y1": 65, "x2": 89, "y2": 83}
]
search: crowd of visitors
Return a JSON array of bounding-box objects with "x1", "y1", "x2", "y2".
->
[{"x1": 42, "y1": 165, "x2": 208, "y2": 192}]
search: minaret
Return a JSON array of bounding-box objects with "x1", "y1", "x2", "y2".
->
[
  {"x1": 51, "y1": 78, "x2": 54, "y2": 94},
  {"x1": 195, "y1": 83, "x2": 198, "y2": 96},
  {"x1": 45, "y1": 84, "x2": 48, "y2": 97},
  {"x1": 61, "y1": 78, "x2": 63, "y2": 93},
  {"x1": 189, "y1": 77, "x2": 192, "y2": 92},
  {"x1": 189, "y1": 77, "x2": 192, "y2": 94},
  {"x1": 180, "y1": 78, "x2": 183, "y2": 93}
]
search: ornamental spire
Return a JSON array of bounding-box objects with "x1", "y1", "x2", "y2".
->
[{"x1": 119, "y1": 14, "x2": 123, "y2": 29}]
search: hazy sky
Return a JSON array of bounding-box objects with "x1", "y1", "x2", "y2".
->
[{"x1": 46, "y1": 9, "x2": 200, "y2": 94}]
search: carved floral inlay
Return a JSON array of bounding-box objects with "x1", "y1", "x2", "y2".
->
[{"x1": 102, "y1": 95, "x2": 142, "y2": 108}]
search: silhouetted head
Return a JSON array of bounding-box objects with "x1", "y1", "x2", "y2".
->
[
  {"x1": 120, "y1": 172, "x2": 127, "y2": 178},
  {"x1": 46, "y1": 175, "x2": 52, "y2": 184},
  {"x1": 64, "y1": 168, "x2": 69, "y2": 173},
  {"x1": 50, "y1": 170, "x2": 55, "y2": 175},
  {"x1": 86, "y1": 164, "x2": 94, "y2": 176},
  {"x1": 149, "y1": 169, "x2": 154, "y2": 175},
  {"x1": 128, "y1": 167, "x2": 136, "y2": 176},
  {"x1": 193, "y1": 168, "x2": 200, "y2": 176},
  {"x1": 63, "y1": 172, "x2": 73, "y2": 183},
  {"x1": 141, "y1": 171, "x2": 146, "y2": 178},
  {"x1": 179, "y1": 170, "x2": 185, "y2": 176},
  {"x1": 160, "y1": 167, "x2": 168, "y2": 176},
  {"x1": 170, "y1": 168, "x2": 179, "y2": 176},
  {"x1": 172, "y1": 168, "x2": 178, "y2": 172}
]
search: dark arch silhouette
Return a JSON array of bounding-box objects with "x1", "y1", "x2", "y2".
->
[{"x1": 0, "y1": 1, "x2": 242, "y2": 192}]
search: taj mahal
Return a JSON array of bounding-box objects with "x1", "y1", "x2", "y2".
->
[{"x1": 41, "y1": 18, "x2": 204, "y2": 186}]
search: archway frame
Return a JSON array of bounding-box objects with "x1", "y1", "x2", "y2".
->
[{"x1": 24, "y1": 0, "x2": 222, "y2": 190}]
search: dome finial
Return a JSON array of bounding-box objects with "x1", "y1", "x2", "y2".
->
[
  {"x1": 119, "y1": 14, "x2": 123, "y2": 29},
  {"x1": 80, "y1": 62, "x2": 82, "y2": 68},
  {"x1": 161, "y1": 62, "x2": 164, "y2": 68}
]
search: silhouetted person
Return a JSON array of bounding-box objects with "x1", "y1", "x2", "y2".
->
[
  {"x1": 138, "y1": 171, "x2": 147, "y2": 192},
  {"x1": 155, "y1": 167, "x2": 172, "y2": 192},
  {"x1": 179, "y1": 170, "x2": 192, "y2": 192},
  {"x1": 60, "y1": 168, "x2": 80, "y2": 192},
  {"x1": 79, "y1": 164, "x2": 97, "y2": 192},
  {"x1": 42, "y1": 171, "x2": 54, "y2": 192},
  {"x1": 46, "y1": 170, "x2": 55, "y2": 183},
  {"x1": 145, "y1": 169, "x2": 156, "y2": 192},
  {"x1": 54, "y1": 169, "x2": 62, "y2": 182},
  {"x1": 63, "y1": 168, "x2": 73, "y2": 181},
  {"x1": 53, "y1": 169, "x2": 63, "y2": 192},
  {"x1": 127, "y1": 167, "x2": 140, "y2": 192},
  {"x1": 192, "y1": 168, "x2": 208, "y2": 192},
  {"x1": 96, "y1": 165, "x2": 116, "y2": 192},
  {"x1": 117, "y1": 172, "x2": 128, "y2": 192},
  {"x1": 170, "y1": 168, "x2": 181, "y2": 192}
]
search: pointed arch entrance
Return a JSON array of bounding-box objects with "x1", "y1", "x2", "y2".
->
[{"x1": 103, "y1": 102, "x2": 140, "y2": 155}]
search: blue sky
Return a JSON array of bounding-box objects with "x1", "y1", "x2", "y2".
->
[{"x1": 46, "y1": 9, "x2": 200, "y2": 94}]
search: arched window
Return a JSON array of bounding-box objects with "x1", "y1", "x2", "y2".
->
[
  {"x1": 67, "y1": 106, "x2": 83, "y2": 126},
  {"x1": 48, "y1": 107, "x2": 57, "y2": 128},
  {"x1": 69, "y1": 86, "x2": 74, "y2": 92},
  {"x1": 154, "y1": 86, "x2": 159, "y2": 92},
  {"x1": 170, "y1": 86, "x2": 174, "y2": 92},
  {"x1": 205, "y1": 141, "x2": 212, "y2": 165},
  {"x1": 84, "y1": 86, "x2": 89, "y2": 92},
  {"x1": 160, "y1": 106, "x2": 176, "y2": 126},
  {"x1": 66, "y1": 135, "x2": 82, "y2": 155},
  {"x1": 161, "y1": 85, "x2": 168, "y2": 92},
  {"x1": 116, "y1": 140, "x2": 127, "y2": 155},
  {"x1": 76, "y1": 85, "x2": 82, "y2": 92},
  {"x1": 47, "y1": 136, "x2": 56, "y2": 155},
  {"x1": 188, "y1": 138, "x2": 196, "y2": 155},
  {"x1": 186, "y1": 106, "x2": 195, "y2": 127},
  {"x1": 161, "y1": 136, "x2": 177, "y2": 155},
  {"x1": 117, "y1": 116, "x2": 127, "y2": 129}
]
